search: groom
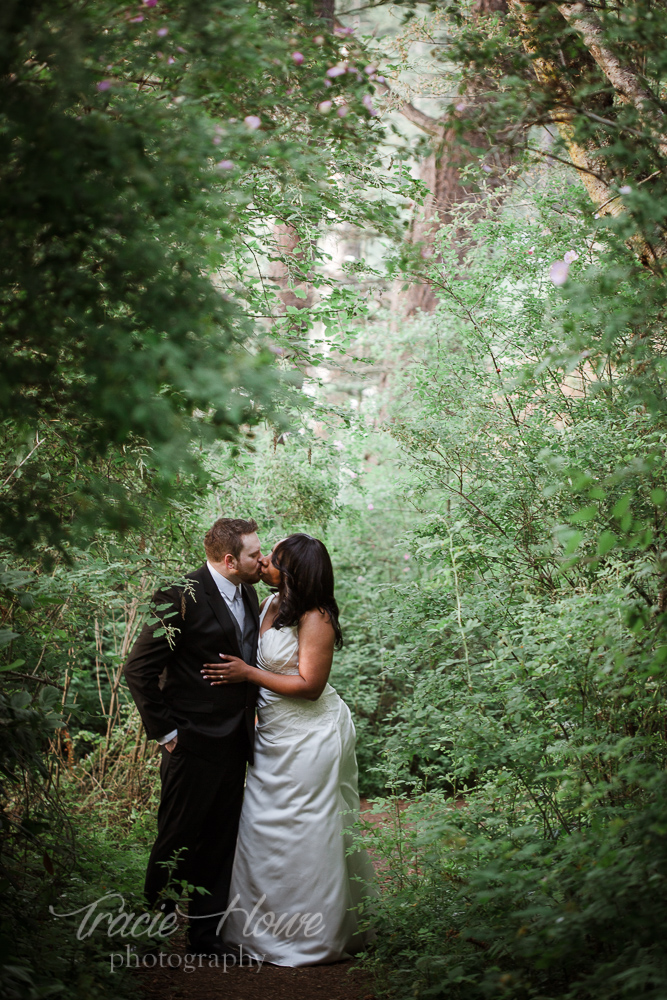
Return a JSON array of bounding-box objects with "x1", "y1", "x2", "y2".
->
[{"x1": 123, "y1": 517, "x2": 261, "y2": 956}]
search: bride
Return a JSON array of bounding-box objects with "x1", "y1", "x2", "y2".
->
[{"x1": 202, "y1": 533, "x2": 375, "y2": 967}]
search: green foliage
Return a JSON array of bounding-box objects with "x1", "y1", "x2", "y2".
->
[
  {"x1": 0, "y1": 1, "x2": 397, "y2": 992},
  {"x1": 0, "y1": 793, "x2": 152, "y2": 1000},
  {"x1": 355, "y1": 173, "x2": 667, "y2": 996},
  {"x1": 0, "y1": 0, "x2": 393, "y2": 553}
]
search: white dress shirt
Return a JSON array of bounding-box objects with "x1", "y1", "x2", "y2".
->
[
  {"x1": 206, "y1": 561, "x2": 245, "y2": 631},
  {"x1": 157, "y1": 563, "x2": 244, "y2": 745}
]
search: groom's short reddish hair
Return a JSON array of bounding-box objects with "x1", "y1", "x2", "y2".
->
[{"x1": 204, "y1": 517, "x2": 258, "y2": 561}]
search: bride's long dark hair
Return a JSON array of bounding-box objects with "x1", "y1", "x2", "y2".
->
[{"x1": 271, "y1": 534, "x2": 343, "y2": 649}]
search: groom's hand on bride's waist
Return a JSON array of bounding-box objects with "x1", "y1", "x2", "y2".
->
[{"x1": 202, "y1": 654, "x2": 250, "y2": 686}]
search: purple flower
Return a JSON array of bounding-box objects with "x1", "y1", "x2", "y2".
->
[
  {"x1": 362, "y1": 93, "x2": 377, "y2": 116},
  {"x1": 318, "y1": 100, "x2": 332, "y2": 113},
  {"x1": 212, "y1": 136, "x2": 221, "y2": 145},
  {"x1": 364, "y1": 64, "x2": 376, "y2": 75},
  {"x1": 216, "y1": 160, "x2": 234, "y2": 170},
  {"x1": 292, "y1": 52, "x2": 304, "y2": 65},
  {"x1": 336, "y1": 104, "x2": 348, "y2": 117},
  {"x1": 176, "y1": 46, "x2": 186, "y2": 54},
  {"x1": 97, "y1": 80, "x2": 111, "y2": 91},
  {"x1": 129, "y1": 15, "x2": 144, "y2": 22},
  {"x1": 167, "y1": 56, "x2": 175, "y2": 64},
  {"x1": 549, "y1": 261, "x2": 569, "y2": 286},
  {"x1": 619, "y1": 185, "x2": 632, "y2": 195},
  {"x1": 157, "y1": 27, "x2": 168, "y2": 36},
  {"x1": 375, "y1": 75, "x2": 386, "y2": 84},
  {"x1": 563, "y1": 250, "x2": 578, "y2": 264},
  {"x1": 326, "y1": 64, "x2": 346, "y2": 78},
  {"x1": 244, "y1": 115, "x2": 261, "y2": 130},
  {"x1": 143, "y1": 0, "x2": 157, "y2": 6}
]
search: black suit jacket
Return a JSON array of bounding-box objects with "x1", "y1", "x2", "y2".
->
[{"x1": 123, "y1": 565, "x2": 259, "y2": 762}]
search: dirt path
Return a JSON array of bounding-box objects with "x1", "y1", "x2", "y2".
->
[
  {"x1": 137, "y1": 956, "x2": 374, "y2": 1000},
  {"x1": 136, "y1": 800, "x2": 390, "y2": 1000}
]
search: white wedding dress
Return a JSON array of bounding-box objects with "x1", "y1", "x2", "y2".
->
[{"x1": 223, "y1": 595, "x2": 375, "y2": 966}]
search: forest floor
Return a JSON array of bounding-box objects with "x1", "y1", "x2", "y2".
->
[
  {"x1": 137, "y1": 958, "x2": 374, "y2": 1000},
  {"x1": 136, "y1": 800, "x2": 397, "y2": 1000}
]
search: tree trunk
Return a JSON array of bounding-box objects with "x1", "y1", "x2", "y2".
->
[
  {"x1": 380, "y1": 0, "x2": 515, "y2": 315},
  {"x1": 510, "y1": 0, "x2": 665, "y2": 262},
  {"x1": 393, "y1": 109, "x2": 514, "y2": 315},
  {"x1": 509, "y1": 0, "x2": 622, "y2": 217},
  {"x1": 556, "y1": 2, "x2": 667, "y2": 157},
  {"x1": 266, "y1": 222, "x2": 315, "y2": 314},
  {"x1": 403, "y1": 128, "x2": 509, "y2": 314}
]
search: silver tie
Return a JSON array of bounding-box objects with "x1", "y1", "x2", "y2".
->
[{"x1": 231, "y1": 586, "x2": 245, "y2": 631}]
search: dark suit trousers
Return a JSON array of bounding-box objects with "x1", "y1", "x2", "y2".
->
[{"x1": 144, "y1": 728, "x2": 248, "y2": 950}]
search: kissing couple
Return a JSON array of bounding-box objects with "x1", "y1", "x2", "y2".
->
[{"x1": 124, "y1": 517, "x2": 375, "y2": 966}]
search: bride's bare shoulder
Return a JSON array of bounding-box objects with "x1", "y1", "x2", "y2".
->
[{"x1": 300, "y1": 607, "x2": 335, "y2": 633}]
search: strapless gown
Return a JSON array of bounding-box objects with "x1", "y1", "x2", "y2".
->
[{"x1": 223, "y1": 595, "x2": 375, "y2": 966}]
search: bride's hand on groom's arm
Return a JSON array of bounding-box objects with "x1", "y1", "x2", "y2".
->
[{"x1": 201, "y1": 655, "x2": 249, "y2": 685}]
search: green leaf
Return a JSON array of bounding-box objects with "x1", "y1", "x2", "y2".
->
[
  {"x1": 0, "y1": 630, "x2": 19, "y2": 650},
  {"x1": 596, "y1": 531, "x2": 617, "y2": 556},
  {"x1": 612, "y1": 494, "x2": 632, "y2": 518},
  {"x1": 0, "y1": 659, "x2": 26, "y2": 673},
  {"x1": 563, "y1": 530, "x2": 584, "y2": 555},
  {"x1": 10, "y1": 692, "x2": 31, "y2": 710},
  {"x1": 38, "y1": 686, "x2": 61, "y2": 711},
  {"x1": 570, "y1": 505, "x2": 597, "y2": 523}
]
